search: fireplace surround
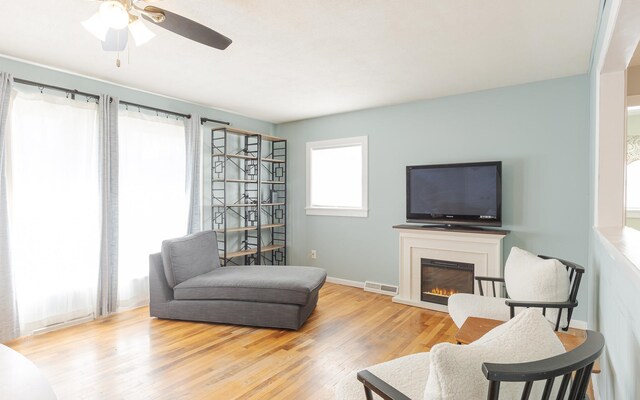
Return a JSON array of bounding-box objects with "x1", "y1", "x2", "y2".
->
[{"x1": 392, "y1": 225, "x2": 508, "y2": 312}]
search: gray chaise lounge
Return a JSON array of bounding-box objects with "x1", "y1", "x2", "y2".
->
[{"x1": 149, "y1": 230, "x2": 327, "y2": 330}]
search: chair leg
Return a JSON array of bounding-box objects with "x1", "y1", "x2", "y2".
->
[
  {"x1": 363, "y1": 387, "x2": 374, "y2": 400},
  {"x1": 487, "y1": 380, "x2": 501, "y2": 400}
]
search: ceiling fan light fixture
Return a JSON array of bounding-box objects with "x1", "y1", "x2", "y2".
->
[
  {"x1": 128, "y1": 19, "x2": 155, "y2": 46},
  {"x1": 82, "y1": 12, "x2": 110, "y2": 41},
  {"x1": 99, "y1": 1, "x2": 130, "y2": 30}
]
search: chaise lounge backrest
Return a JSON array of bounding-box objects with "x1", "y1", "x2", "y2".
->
[
  {"x1": 161, "y1": 230, "x2": 220, "y2": 288},
  {"x1": 150, "y1": 230, "x2": 221, "y2": 319}
]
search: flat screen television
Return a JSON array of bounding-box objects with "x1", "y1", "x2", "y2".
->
[{"x1": 406, "y1": 161, "x2": 502, "y2": 227}]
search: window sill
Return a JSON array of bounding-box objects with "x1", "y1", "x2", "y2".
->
[
  {"x1": 594, "y1": 226, "x2": 640, "y2": 273},
  {"x1": 626, "y1": 209, "x2": 640, "y2": 218},
  {"x1": 305, "y1": 207, "x2": 368, "y2": 218}
]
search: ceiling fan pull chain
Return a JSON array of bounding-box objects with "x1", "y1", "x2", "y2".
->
[{"x1": 115, "y1": 28, "x2": 122, "y2": 68}]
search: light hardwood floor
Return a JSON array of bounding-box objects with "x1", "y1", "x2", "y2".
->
[{"x1": 6, "y1": 283, "x2": 457, "y2": 399}]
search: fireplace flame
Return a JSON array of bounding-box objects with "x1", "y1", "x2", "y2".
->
[{"x1": 426, "y1": 287, "x2": 458, "y2": 297}]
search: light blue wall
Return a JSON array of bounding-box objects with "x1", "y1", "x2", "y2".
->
[
  {"x1": 0, "y1": 55, "x2": 274, "y2": 134},
  {"x1": 276, "y1": 75, "x2": 590, "y2": 321},
  {"x1": 588, "y1": 1, "x2": 640, "y2": 398}
]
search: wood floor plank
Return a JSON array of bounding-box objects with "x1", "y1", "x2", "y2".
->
[{"x1": 5, "y1": 283, "x2": 456, "y2": 399}]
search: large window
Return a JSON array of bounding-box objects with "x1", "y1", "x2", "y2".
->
[
  {"x1": 7, "y1": 90, "x2": 100, "y2": 334},
  {"x1": 118, "y1": 110, "x2": 187, "y2": 308},
  {"x1": 626, "y1": 109, "x2": 640, "y2": 230},
  {"x1": 306, "y1": 136, "x2": 368, "y2": 217},
  {"x1": 2, "y1": 84, "x2": 192, "y2": 335}
]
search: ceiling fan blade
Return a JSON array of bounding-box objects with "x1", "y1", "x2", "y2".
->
[
  {"x1": 102, "y1": 27, "x2": 128, "y2": 51},
  {"x1": 142, "y1": 6, "x2": 232, "y2": 50}
]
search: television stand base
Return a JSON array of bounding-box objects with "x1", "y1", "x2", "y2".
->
[{"x1": 393, "y1": 224, "x2": 510, "y2": 235}]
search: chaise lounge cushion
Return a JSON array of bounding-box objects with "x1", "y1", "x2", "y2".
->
[
  {"x1": 173, "y1": 265, "x2": 327, "y2": 305},
  {"x1": 161, "y1": 230, "x2": 221, "y2": 288}
]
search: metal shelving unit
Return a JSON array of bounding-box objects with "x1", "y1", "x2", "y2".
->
[{"x1": 211, "y1": 127, "x2": 287, "y2": 266}]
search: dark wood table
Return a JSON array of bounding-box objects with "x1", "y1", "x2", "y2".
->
[
  {"x1": 454, "y1": 317, "x2": 600, "y2": 373},
  {"x1": 0, "y1": 344, "x2": 57, "y2": 399}
]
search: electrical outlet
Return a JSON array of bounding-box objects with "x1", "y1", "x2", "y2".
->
[{"x1": 310, "y1": 250, "x2": 317, "y2": 259}]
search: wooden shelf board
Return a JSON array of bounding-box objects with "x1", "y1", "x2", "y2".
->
[
  {"x1": 212, "y1": 153, "x2": 257, "y2": 160},
  {"x1": 214, "y1": 226, "x2": 257, "y2": 233},
  {"x1": 261, "y1": 244, "x2": 285, "y2": 252},
  {"x1": 261, "y1": 180, "x2": 285, "y2": 184},
  {"x1": 261, "y1": 224, "x2": 285, "y2": 229},
  {"x1": 223, "y1": 248, "x2": 257, "y2": 258},
  {"x1": 214, "y1": 127, "x2": 285, "y2": 142},
  {"x1": 212, "y1": 203, "x2": 284, "y2": 207},
  {"x1": 221, "y1": 244, "x2": 285, "y2": 259},
  {"x1": 215, "y1": 224, "x2": 285, "y2": 232},
  {"x1": 212, "y1": 203, "x2": 257, "y2": 207},
  {"x1": 262, "y1": 158, "x2": 285, "y2": 163},
  {"x1": 212, "y1": 179, "x2": 258, "y2": 183}
]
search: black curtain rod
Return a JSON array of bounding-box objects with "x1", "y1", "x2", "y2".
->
[
  {"x1": 14, "y1": 78, "x2": 100, "y2": 100},
  {"x1": 201, "y1": 117, "x2": 231, "y2": 126},
  {"x1": 116, "y1": 99, "x2": 191, "y2": 119},
  {"x1": 14, "y1": 77, "x2": 196, "y2": 121}
]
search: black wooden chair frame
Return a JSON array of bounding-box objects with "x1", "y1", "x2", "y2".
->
[
  {"x1": 356, "y1": 330, "x2": 604, "y2": 400},
  {"x1": 475, "y1": 255, "x2": 584, "y2": 331}
]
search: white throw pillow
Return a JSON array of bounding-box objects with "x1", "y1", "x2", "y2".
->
[
  {"x1": 423, "y1": 308, "x2": 565, "y2": 400},
  {"x1": 504, "y1": 247, "x2": 570, "y2": 327}
]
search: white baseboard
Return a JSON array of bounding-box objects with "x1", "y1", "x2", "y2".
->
[
  {"x1": 592, "y1": 373, "x2": 601, "y2": 400},
  {"x1": 326, "y1": 276, "x2": 364, "y2": 288},
  {"x1": 32, "y1": 314, "x2": 94, "y2": 336},
  {"x1": 569, "y1": 319, "x2": 587, "y2": 330}
]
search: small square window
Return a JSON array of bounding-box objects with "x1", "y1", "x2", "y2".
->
[{"x1": 306, "y1": 136, "x2": 368, "y2": 217}]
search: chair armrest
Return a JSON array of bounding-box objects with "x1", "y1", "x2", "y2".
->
[
  {"x1": 505, "y1": 300, "x2": 578, "y2": 331},
  {"x1": 475, "y1": 276, "x2": 505, "y2": 283},
  {"x1": 475, "y1": 276, "x2": 505, "y2": 297},
  {"x1": 482, "y1": 330, "x2": 604, "y2": 380},
  {"x1": 356, "y1": 370, "x2": 411, "y2": 400},
  {"x1": 504, "y1": 300, "x2": 578, "y2": 309}
]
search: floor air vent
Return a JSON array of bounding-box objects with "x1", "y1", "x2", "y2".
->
[{"x1": 364, "y1": 281, "x2": 398, "y2": 296}]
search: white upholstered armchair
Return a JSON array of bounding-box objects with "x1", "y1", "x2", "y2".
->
[
  {"x1": 448, "y1": 247, "x2": 584, "y2": 332},
  {"x1": 335, "y1": 309, "x2": 603, "y2": 400}
]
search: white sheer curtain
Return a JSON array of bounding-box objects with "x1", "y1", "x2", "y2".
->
[
  {"x1": 118, "y1": 110, "x2": 187, "y2": 308},
  {"x1": 6, "y1": 90, "x2": 100, "y2": 334}
]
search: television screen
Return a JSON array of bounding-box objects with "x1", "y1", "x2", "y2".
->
[{"x1": 406, "y1": 161, "x2": 502, "y2": 227}]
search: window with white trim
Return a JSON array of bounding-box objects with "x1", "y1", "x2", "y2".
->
[
  {"x1": 626, "y1": 109, "x2": 640, "y2": 228},
  {"x1": 306, "y1": 136, "x2": 368, "y2": 217}
]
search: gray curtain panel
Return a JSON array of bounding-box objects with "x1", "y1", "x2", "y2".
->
[
  {"x1": 97, "y1": 94, "x2": 119, "y2": 317},
  {"x1": 185, "y1": 114, "x2": 202, "y2": 234},
  {"x1": 0, "y1": 72, "x2": 20, "y2": 342}
]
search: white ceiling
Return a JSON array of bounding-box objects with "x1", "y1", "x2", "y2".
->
[{"x1": 0, "y1": 1, "x2": 600, "y2": 123}]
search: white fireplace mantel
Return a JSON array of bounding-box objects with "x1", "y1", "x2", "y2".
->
[{"x1": 392, "y1": 225, "x2": 508, "y2": 312}]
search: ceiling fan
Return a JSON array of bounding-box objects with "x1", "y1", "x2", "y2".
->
[{"x1": 83, "y1": 0, "x2": 232, "y2": 55}]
